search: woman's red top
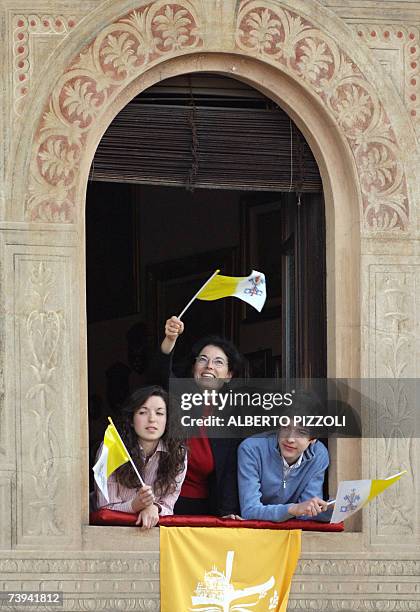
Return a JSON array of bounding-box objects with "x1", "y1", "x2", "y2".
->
[{"x1": 180, "y1": 435, "x2": 215, "y2": 498}]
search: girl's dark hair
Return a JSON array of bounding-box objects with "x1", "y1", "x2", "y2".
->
[
  {"x1": 114, "y1": 385, "x2": 185, "y2": 496},
  {"x1": 189, "y1": 335, "x2": 244, "y2": 378}
]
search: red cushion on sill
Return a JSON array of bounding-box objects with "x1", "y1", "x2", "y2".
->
[{"x1": 90, "y1": 509, "x2": 344, "y2": 531}]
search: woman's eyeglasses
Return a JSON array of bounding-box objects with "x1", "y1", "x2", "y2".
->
[{"x1": 195, "y1": 355, "x2": 228, "y2": 369}]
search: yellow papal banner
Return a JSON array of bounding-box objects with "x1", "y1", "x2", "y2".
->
[{"x1": 160, "y1": 527, "x2": 301, "y2": 612}]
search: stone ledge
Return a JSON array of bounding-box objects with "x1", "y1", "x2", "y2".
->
[
  {"x1": 0, "y1": 546, "x2": 418, "y2": 609},
  {"x1": 0, "y1": 595, "x2": 418, "y2": 611},
  {"x1": 1, "y1": 555, "x2": 418, "y2": 580}
]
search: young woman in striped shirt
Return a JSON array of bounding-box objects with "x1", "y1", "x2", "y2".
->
[{"x1": 95, "y1": 385, "x2": 187, "y2": 529}]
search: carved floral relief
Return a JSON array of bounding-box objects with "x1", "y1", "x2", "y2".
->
[
  {"x1": 24, "y1": 0, "x2": 410, "y2": 230},
  {"x1": 235, "y1": 1, "x2": 410, "y2": 231},
  {"x1": 22, "y1": 261, "x2": 65, "y2": 537},
  {"x1": 25, "y1": 1, "x2": 202, "y2": 223},
  {"x1": 370, "y1": 271, "x2": 416, "y2": 537}
]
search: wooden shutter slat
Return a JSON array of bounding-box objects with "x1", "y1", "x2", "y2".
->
[{"x1": 91, "y1": 104, "x2": 322, "y2": 192}]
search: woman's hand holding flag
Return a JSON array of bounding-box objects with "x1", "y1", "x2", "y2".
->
[{"x1": 161, "y1": 316, "x2": 184, "y2": 355}]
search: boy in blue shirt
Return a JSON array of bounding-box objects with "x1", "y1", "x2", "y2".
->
[{"x1": 238, "y1": 416, "x2": 333, "y2": 522}]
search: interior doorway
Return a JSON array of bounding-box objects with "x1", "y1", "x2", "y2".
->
[{"x1": 86, "y1": 73, "x2": 326, "y2": 463}]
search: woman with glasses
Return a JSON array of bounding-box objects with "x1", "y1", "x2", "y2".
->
[{"x1": 151, "y1": 315, "x2": 244, "y2": 518}]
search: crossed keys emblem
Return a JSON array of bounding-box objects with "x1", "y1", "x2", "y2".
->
[
  {"x1": 340, "y1": 489, "x2": 361, "y2": 513},
  {"x1": 244, "y1": 275, "x2": 264, "y2": 297}
]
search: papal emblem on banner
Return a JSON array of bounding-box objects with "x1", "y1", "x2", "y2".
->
[{"x1": 160, "y1": 527, "x2": 301, "y2": 612}]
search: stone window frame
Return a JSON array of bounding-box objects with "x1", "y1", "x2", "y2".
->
[{"x1": 79, "y1": 54, "x2": 363, "y2": 547}]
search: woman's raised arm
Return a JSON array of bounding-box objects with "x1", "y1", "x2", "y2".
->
[{"x1": 161, "y1": 316, "x2": 184, "y2": 355}]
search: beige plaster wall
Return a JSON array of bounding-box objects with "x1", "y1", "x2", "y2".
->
[{"x1": 0, "y1": 0, "x2": 419, "y2": 609}]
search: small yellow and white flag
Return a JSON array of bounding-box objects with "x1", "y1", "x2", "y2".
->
[
  {"x1": 330, "y1": 471, "x2": 406, "y2": 523},
  {"x1": 160, "y1": 527, "x2": 301, "y2": 612},
  {"x1": 93, "y1": 422, "x2": 130, "y2": 502},
  {"x1": 197, "y1": 269, "x2": 266, "y2": 312}
]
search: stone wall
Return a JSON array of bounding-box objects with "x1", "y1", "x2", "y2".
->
[{"x1": 0, "y1": 1, "x2": 419, "y2": 609}]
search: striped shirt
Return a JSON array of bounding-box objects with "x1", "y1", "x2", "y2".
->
[
  {"x1": 281, "y1": 452, "x2": 304, "y2": 488},
  {"x1": 95, "y1": 440, "x2": 187, "y2": 515}
]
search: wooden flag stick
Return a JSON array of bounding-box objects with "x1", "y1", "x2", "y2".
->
[
  {"x1": 384, "y1": 470, "x2": 407, "y2": 480},
  {"x1": 108, "y1": 416, "x2": 145, "y2": 487},
  {"x1": 177, "y1": 269, "x2": 220, "y2": 319}
]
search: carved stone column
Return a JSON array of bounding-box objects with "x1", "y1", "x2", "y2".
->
[
  {"x1": 2, "y1": 227, "x2": 82, "y2": 550},
  {"x1": 362, "y1": 252, "x2": 419, "y2": 550},
  {"x1": 0, "y1": 234, "x2": 13, "y2": 549}
]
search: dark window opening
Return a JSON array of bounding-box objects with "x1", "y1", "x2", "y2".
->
[{"x1": 86, "y1": 73, "x2": 327, "y2": 511}]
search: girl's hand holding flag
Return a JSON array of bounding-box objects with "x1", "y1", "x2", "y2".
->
[{"x1": 131, "y1": 485, "x2": 154, "y2": 513}]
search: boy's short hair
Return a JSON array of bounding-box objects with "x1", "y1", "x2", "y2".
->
[{"x1": 282, "y1": 389, "x2": 323, "y2": 438}]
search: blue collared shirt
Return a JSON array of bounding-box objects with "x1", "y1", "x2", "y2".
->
[{"x1": 238, "y1": 432, "x2": 333, "y2": 522}]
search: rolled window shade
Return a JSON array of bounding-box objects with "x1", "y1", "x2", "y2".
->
[{"x1": 90, "y1": 104, "x2": 322, "y2": 192}]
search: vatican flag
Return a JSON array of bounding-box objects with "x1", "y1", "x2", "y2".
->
[
  {"x1": 92, "y1": 421, "x2": 130, "y2": 502},
  {"x1": 197, "y1": 270, "x2": 266, "y2": 312},
  {"x1": 330, "y1": 471, "x2": 406, "y2": 523},
  {"x1": 160, "y1": 527, "x2": 301, "y2": 612}
]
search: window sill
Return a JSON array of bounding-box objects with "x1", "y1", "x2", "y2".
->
[{"x1": 82, "y1": 525, "x2": 364, "y2": 553}]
